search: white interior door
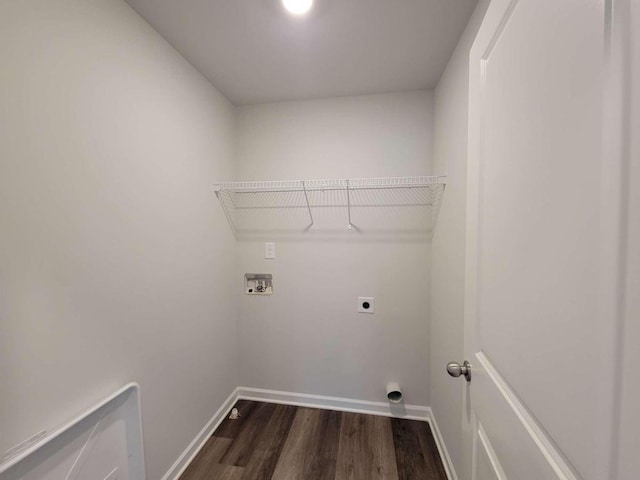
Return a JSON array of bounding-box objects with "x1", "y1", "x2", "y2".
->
[{"x1": 462, "y1": 0, "x2": 629, "y2": 479}]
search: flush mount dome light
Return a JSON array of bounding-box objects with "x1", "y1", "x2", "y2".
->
[{"x1": 282, "y1": 0, "x2": 313, "y2": 15}]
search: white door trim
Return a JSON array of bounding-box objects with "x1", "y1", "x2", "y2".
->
[{"x1": 475, "y1": 353, "x2": 578, "y2": 480}]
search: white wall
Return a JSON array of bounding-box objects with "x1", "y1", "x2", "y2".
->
[
  {"x1": 0, "y1": 1, "x2": 237, "y2": 478},
  {"x1": 234, "y1": 92, "x2": 435, "y2": 406},
  {"x1": 617, "y1": 1, "x2": 640, "y2": 478},
  {"x1": 429, "y1": 1, "x2": 489, "y2": 477}
]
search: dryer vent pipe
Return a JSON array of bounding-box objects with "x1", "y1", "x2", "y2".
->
[{"x1": 386, "y1": 382, "x2": 403, "y2": 404}]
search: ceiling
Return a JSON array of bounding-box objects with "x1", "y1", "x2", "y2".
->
[{"x1": 126, "y1": 0, "x2": 478, "y2": 105}]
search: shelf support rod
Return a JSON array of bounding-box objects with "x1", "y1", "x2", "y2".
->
[
  {"x1": 302, "y1": 181, "x2": 315, "y2": 227},
  {"x1": 346, "y1": 179, "x2": 353, "y2": 229}
]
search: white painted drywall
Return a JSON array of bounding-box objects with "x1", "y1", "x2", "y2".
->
[
  {"x1": 234, "y1": 92, "x2": 434, "y2": 406},
  {"x1": 429, "y1": 1, "x2": 489, "y2": 478},
  {"x1": 617, "y1": 1, "x2": 640, "y2": 478},
  {"x1": 0, "y1": 1, "x2": 237, "y2": 478}
]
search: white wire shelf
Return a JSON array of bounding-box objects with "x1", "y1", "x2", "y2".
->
[{"x1": 213, "y1": 176, "x2": 447, "y2": 236}]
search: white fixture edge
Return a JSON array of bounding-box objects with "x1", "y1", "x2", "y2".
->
[
  {"x1": 0, "y1": 383, "x2": 145, "y2": 476},
  {"x1": 164, "y1": 386, "x2": 457, "y2": 480},
  {"x1": 162, "y1": 387, "x2": 240, "y2": 480}
]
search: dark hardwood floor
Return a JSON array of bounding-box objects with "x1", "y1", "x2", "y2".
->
[{"x1": 180, "y1": 400, "x2": 448, "y2": 480}]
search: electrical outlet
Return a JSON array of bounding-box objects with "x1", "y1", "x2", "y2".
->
[
  {"x1": 358, "y1": 297, "x2": 375, "y2": 314},
  {"x1": 104, "y1": 467, "x2": 118, "y2": 480}
]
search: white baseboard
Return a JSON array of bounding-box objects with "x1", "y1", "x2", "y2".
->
[
  {"x1": 426, "y1": 408, "x2": 458, "y2": 480},
  {"x1": 161, "y1": 387, "x2": 239, "y2": 480},
  {"x1": 163, "y1": 386, "x2": 456, "y2": 480},
  {"x1": 237, "y1": 386, "x2": 430, "y2": 421}
]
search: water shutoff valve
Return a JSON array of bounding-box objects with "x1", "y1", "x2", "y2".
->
[{"x1": 245, "y1": 273, "x2": 273, "y2": 295}]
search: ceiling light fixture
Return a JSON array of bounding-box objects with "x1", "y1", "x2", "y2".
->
[{"x1": 282, "y1": 0, "x2": 313, "y2": 15}]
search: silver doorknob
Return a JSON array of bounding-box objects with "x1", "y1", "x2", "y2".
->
[{"x1": 447, "y1": 360, "x2": 471, "y2": 382}]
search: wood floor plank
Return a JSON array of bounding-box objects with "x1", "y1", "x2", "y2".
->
[
  {"x1": 271, "y1": 407, "x2": 341, "y2": 480},
  {"x1": 270, "y1": 408, "x2": 319, "y2": 480},
  {"x1": 182, "y1": 402, "x2": 446, "y2": 480},
  {"x1": 208, "y1": 463, "x2": 245, "y2": 480},
  {"x1": 302, "y1": 409, "x2": 341, "y2": 480},
  {"x1": 241, "y1": 404, "x2": 297, "y2": 480},
  {"x1": 180, "y1": 437, "x2": 232, "y2": 480},
  {"x1": 390, "y1": 418, "x2": 434, "y2": 480},
  {"x1": 415, "y1": 422, "x2": 448, "y2": 479},
  {"x1": 215, "y1": 400, "x2": 260, "y2": 439},
  {"x1": 335, "y1": 412, "x2": 399, "y2": 480},
  {"x1": 219, "y1": 401, "x2": 277, "y2": 467}
]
